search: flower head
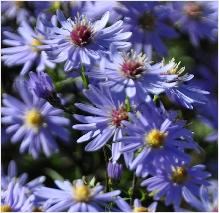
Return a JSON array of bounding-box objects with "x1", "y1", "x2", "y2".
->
[
  {"x1": 116, "y1": 2, "x2": 178, "y2": 55},
  {"x1": 88, "y1": 50, "x2": 177, "y2": 102},
  {"x1": 42, "y1": 10, "x2": 132, "y2": 71},
  {"x1": 73, "y1": 85, "x2": 130, "y2": 157},
  {"x1": 35, "y1": 179, "x2": 120, "y2": 212},
  {"x1": 160, "y1": 58, "x2": 209, "y2": 109},
  {"x1": 119, "y1": 100, "x2": 200, "y2": 174},
  {"x1": 115, "y1": 197, "x2": 157, "y2": 212},
  {"x1": 169, "y1": 2, "x2": 217, "y2": 46},
  {"x1": 1, "y1": 180, "x2": 35, "y2": 212},
  {"x1": 2, "y1": 14, "x2": 55, "y2": 75},
  {"x1": 181, "y1": 180, "x2": 218, "y2": 212},
  {"x1": 2, "y1": 79, "x2": 69, "y2": 158},
  {"x1": 141, "y1": 161, "x2": 211, "y2": 207}
]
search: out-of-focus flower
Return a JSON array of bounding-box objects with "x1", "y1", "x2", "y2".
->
[
  {"x1": 160, "y1": 58, "x2": 209, "y2": 109},
  {"x1": 88, "y1": 50, "x2": 178, "y2": 102},
  {"x1": 73, "y1": 85, "x2": 130, "y2": 158},
  {"x1": 70, "y1": 1, "x2": 121, "y2": 23},
  {"x1": 107, "y1": 161, "x2": 123, "y2": 182},
  {"x1": 197, "y1": 97, "x2": 218, "y2": 142},
  {"x1": 2, "y1": 79, "x2": 69, "y2": 158},
  {"x1": 117, "y1": 2, "x2": 178, "y2": 55},
  {"x1": 1, "y1": 1, "x2": 29, "y2": 23},
  {"x1": 141, "y1": 161, "x2": 211, "y2": 207},
  {"x1": 176, "y1": 180, "x2": 218, "y2": 211},
  {"x1": 115, "y1": 197, "x2": 157, "y2": 212},
  {"x1": 169, "y1": 1, "x2": 218, "y2": 46},
  {"x1": 35, "y1": 179, "x2": 120, "y2": 212},
  {"x1": 28, "y1": 71, "x2": 55, "y2": 99},
  {"x1": 1, "y1": 160, "x2": 45, "y2": 192},
  {"x1": 41, "y1": 10, "x2": 132, "y2": 71},
  {"x1": 1, "y1": 160, "x2": 45, "y2": 210},
  {"x1": 119, "y1": 101, "x2": 200, "y2": 174},
  {"x1": 2, "y1": 14, "x2": 55, "y2": 75},
  {"x1": 1, "y1": 180, "x2": 35, "y2": 212}
]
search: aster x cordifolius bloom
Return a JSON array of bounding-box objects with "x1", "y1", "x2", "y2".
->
[
  {"x1": 116, "y1": 2, "x2": 178, "y2": 55},
  {"x1": 42, "y1": 10, "x2": 132, "y2": 71},
  {"x1": 2, "y1": 79, "x2": 69, "y2": 158},
  {"x1": 2, "y1": 14, "x2": 56, "y2": 75},
  {"x1": 1, "y1": 180, "x2": 35, "y2": 212},
  {"x1": 176, "y1": 181, "x2": 218, "y2": 212},
  {"x1": 88, "y1": 50, "x2": 178, "y2": 102},
  {"x1": 35, "y1": 179, "x2": 120, "y2": 212},
  {"x1": 115, "y1": 197, "x2": 157, "y2": 212},
  {"x1": 159, "y1": 58, "x2": 209, "y2": 109},
  {"x1": 1, "y1": 160, "x2": 45, "y2": 192},
  {"x1": 141, "y1": 161, "x2": 211, "y2": 207},
  {"x1": 169, "y1": 1, "x2": 218, "y2": 46},
  {"x1": 119, "y1": 101, "x2": 200, "y2": 175},
  {"x1": 73, "y1": 85, "x2": 131, "y2": 161}
]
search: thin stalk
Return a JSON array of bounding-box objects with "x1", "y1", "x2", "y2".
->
[
  {"x1": 130, "y1": 173, "x2": 136, "y2": 205},
  {"x1": 81, "y1": 64, "x2": 89, "y2": 89},
  {"x1": 103, "y1": 147, "x2": 109, "y2": 192}
]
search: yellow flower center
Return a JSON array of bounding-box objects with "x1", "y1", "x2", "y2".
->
[
  {"x1": 145, "y1": 129, "x2": 166, "y2": 148},
  {"x1": 52, "y1": 1, "x2": 61, "y2": 10},
  {"x1": 1, "y1": 205, "x2": 12, "y2": 212},
  {"x1": 25, "y1": 109, "x2": 43, "y2": 129},
  {"x1": 73, "y1": 185, "x2": 91, "y2": 202},
  {"x1": 133, "y1": 207, "x2": 148, "y2": 212},
  {"x1": 172, "y1": 167, "x2": 188, "y2": 184},
  {"x1": 31, "y1": 38, "x2": 43, "y2": 52}
]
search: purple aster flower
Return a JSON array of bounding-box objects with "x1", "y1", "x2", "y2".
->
[
  {"x1": 119, "y1": 100, "x2": 200, "y2": 175},
  {"x1": 35, "y1": 179, "x2": 120, "y2": 212},
  {"x1": 116, "y1": 2, "x2": 178, "y2": 55},
  {"x1": 73, "y1": 85, "x2": 130, "y2": 156},
  {"x1": 115, "y1": 197, "x2": 157, "y2": 212},
  {"x1": 160, "y1": 58, "x2": 209, "y2": 109},
  {"x1": 1, "y1": 160, "x2": 45, "y2": 210},
  {"x1": 169, "y1": 1, "x2": 218, "y2": 46},
  {"x1": 1, "y1": 160, "x2": 45, "y2": 192},
  {"x1": 28, "y1": 71, "x2": 55, "y2": 99},
  {"x1": 141, "y1": 161, "x2": 211, "y2": 207},
  {"x1": 197, "y1": 97, "x2": 218, "y2": 142},
  {"x1": 2, "y1": 79, "x2": 70, "y2": 158},
  {"x1": 176, "y1": 180, "x2": 218, "y2": 212},
  {"x1": 41, "y1": 10, "x2": 132, "y2": 71},
  {"x1": 107, "y1": 161, "x2": 123, "y2": 182},
  {"x1": 88, "y1": 50, "x2": 178, "y2": 102},
  {"x1": 2, "y1": 14, "x2": 55, "y2": 75},
  {"x1": 1, "y1": 180, "x2": 35, "y2": 212},
  {"x1": 1, "y1": 1, "x2": 29, "y2": 23},
  {"x1": 70, "y1": 1, "x2": 122, "y2": 23}
]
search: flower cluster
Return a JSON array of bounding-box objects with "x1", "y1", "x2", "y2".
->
[{"x1": 1, "y1": 1, "x2": 218, "y2": 212}]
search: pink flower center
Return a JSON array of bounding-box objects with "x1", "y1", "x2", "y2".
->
[
  {"x1": 212, "y1": 207, "x2": 218, "y2": 212},
  {"x1": 121, "y1": 60, "x2": 143, "y2": 78},
  {"x1": 70, "y1": 25, "x2": 92, "y2": 46},
  {"x1": 184, "y1": 3, "x2": 202, "y2": 19},
  {"x1": 111, "y1": 107, "x2": 128, "y2": 127}
]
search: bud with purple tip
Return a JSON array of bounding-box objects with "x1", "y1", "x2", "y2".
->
[
  {"x1": 29, "y1": 71, "x2": 55, "y2": 99},
  {"x1": 107, "y1": 161, "x2": 123, "y2": 182}
]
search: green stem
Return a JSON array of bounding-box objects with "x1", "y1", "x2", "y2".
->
[
  {"x1": 103, "y1": 147, "x2": 109, "y2": 192},
  {"x1": 81, "y1": 64, "x2": 89, "y2": 89},
  {"x1": 47, "y1": 94, "x2": 74, "y2": 115},
  {"x1": 55, "y1": 78, "x2": 76, "y2": 92},
  {"x1": 130, "y1": 173, "x2": 136, "y2": 205}
]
